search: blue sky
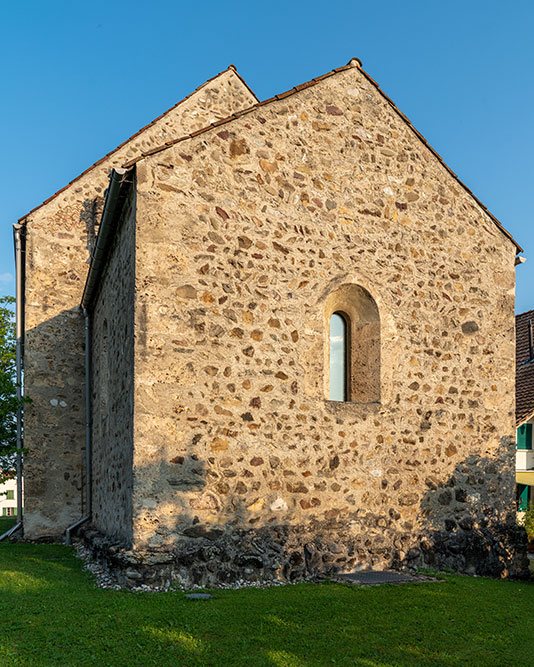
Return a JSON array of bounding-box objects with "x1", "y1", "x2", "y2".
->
[{"x1": 1, "y1": 0, "x2": 532, "y2": 312}]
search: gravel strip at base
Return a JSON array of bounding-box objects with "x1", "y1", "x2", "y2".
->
[{"x1": 75, "y1": 544, "x2": 122, "y2": 590}]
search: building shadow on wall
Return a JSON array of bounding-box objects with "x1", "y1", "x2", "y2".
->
[
  {"x1": 82, "y1": 431, "x2": 529, "y2": 589},
  {"x1": 415, "y1": 435, "x2": 528, "y2": 579},
  {"x1": 81, "y1": 196, "x2": 105, "y2": 260},
  {"x1": 85, "y1": 445, "x2": 374, "y2": 587},
  {"x1": 22, "y1": 308, "x2": 88, "y2": 537},
  {"x1": 22, "y1": 304, "x2": 529, "y2": 585},
  {"x1": 125, "y1": 451, "x2": 316, "y2": 586}
]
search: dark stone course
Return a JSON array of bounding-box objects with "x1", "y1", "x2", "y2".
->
[{"x1": 76, "y1": 520, "x2": 529, "y2": 589}]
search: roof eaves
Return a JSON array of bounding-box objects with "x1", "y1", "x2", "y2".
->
[
  {"x1": 517, "y1": 408, "x2": 534, "y2": 428},
  {"x1": 274, "y1": 89, "x2": 295, "y2": 100},
  {"x1": 81, "y1": 167, "x2": 135, "y2": 310}
]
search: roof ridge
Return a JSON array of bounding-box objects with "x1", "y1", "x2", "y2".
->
[
  {"x1": 120, "y1": 58, "x2": 521, "y2": 253},
  {"x1": 18, "y1": 65, "x2": 256, "y2": 222},
  {"x1": 517, "y1": 309, "x2": 534, "y2": 319}
]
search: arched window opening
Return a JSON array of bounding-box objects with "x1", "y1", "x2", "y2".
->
[
  {"x1": 329, "y1": 312, "x2": 349, "y2": 401},
  {"x1": 325, "y1": 284, "x2": 381, "y2": 403}
]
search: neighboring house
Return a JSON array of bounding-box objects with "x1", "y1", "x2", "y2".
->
[
  {"x1": 515, "y1": 310, "x2": 534, "y2": 511},
  {"x1": 16, "y1": 58, "x2": 527, "y2": 586},
  {"x1": 0, "y1": 479, "x2": 19, "y2": 518}
]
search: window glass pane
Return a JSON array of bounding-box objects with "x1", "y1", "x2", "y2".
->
[{"x1": 329, "y1": 312, "x2": 347, "y2": 401}]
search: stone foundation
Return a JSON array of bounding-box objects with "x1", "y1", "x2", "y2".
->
[{"x1": 78, "y1": 521, "x2": 529, "y2": 589}]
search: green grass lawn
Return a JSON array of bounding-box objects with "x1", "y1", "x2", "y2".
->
[
  {"x1": 0, "y1": 518, "x2": 16, "y2": 534},
  {"x1": 0, "y1": 543, "x2": 532, "y2": 666}
]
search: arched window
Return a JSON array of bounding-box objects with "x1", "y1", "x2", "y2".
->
[
  {"x1": 325, "y1": 284, "x2": 380, "y2": 403},
  {"x1": 329, "y1": 312, "x2": 349, "y2": 401}
]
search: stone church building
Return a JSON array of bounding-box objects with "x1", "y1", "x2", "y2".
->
[{"x1": 16, "y1": 59, "x2": 526, "y2": 585}]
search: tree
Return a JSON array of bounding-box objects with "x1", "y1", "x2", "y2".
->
[{"x1": 0, "y1": 296, "x2": 20, "y2": 484}]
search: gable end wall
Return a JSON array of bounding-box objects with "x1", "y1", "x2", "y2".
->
[{"x1": 129, "y1": 64, "x2": 522, "y2": 583}]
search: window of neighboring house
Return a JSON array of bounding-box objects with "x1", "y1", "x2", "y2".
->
[
  {"x1": 329, "y1": 312, "x2": 349, "y2": 401},
  {"x1": 517, "y1": 424, "x2": 533, "y2": 450},
  {"x1": 6, "y1": 490, "x2": 14, "y2": 500},
  {"x1": 517, "y1": 483, "x2": 529, "y2": 512},
  {"x1": 3, "y1": 508, "x2": 16, "y2": 517}
]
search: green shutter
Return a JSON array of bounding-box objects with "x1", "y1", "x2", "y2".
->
[
  {"x1": 6, "y1": 490, "x2": 14, "y2": 500},
  {"x1": 518, "y1": 483, "x2": 529, "y2": 511},
  {"x1": 517, "y1": 424, "x2": 533, "y2": 450},
  {"x1": 1, "y1": 508, "x2": 5, "y2": 517}
]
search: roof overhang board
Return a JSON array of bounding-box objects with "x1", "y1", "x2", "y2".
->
[{"x1": 81, "y1": 168, "x2": 134, "y2": 311}]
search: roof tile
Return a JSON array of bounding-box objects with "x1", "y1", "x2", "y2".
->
[{"x1": 516, "y1": 310, "x2": 534, "y2": 425}]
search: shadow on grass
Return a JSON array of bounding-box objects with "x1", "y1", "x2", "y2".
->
[{"x1": 0, "y1": 543, "x2": 534, "y2": 665}]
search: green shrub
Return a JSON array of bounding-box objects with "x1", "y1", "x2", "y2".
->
[{"x1": 521, "y1": 503, "x2": 534, "y2": 541}]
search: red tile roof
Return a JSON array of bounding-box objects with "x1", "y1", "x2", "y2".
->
[
  {"x1": 517, "y1": 309, "x2": 534, "y2": 425},
  {"x1": 18, "y1": 65, "x2": 258, "y2": 222},
  {"x1": 120, "y1": 57, "x2": 521, "y2": 253}
]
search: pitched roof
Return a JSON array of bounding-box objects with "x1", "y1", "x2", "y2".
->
[
  {"x1": 121, "y1": 57, "x2": 522, "y2": 253},
  {"x1": 517, "y1": 309, "x2": 534, "y2": 426},
  {"x1": 18, "y1": 65, "x2": 258, "y2": 222}
]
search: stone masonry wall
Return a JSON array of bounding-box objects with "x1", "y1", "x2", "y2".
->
[
  {"x1": 129, "y1": 61, "x2": 523, "y2": 586},
  {"x1": 90, "y1": 187, "x2": 136, "y2": 544},
  {"x1": 21, "y1": 69, "x2": 257, "y2": 538}
]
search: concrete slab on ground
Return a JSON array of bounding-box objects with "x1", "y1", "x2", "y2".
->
[{"x1": 332, "y1": 570, "x2": 438, "y2": 586}]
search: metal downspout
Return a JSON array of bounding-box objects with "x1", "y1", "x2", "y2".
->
[
  {"x1": 14, "y1": 224, "x2": 24, "y2": 534},
  {"x1": 65, "y1": 308, "x2": 92, "y2": 545},
  {"x1": 0, "y1": 224, "x2": 25, "y2": 541}
]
